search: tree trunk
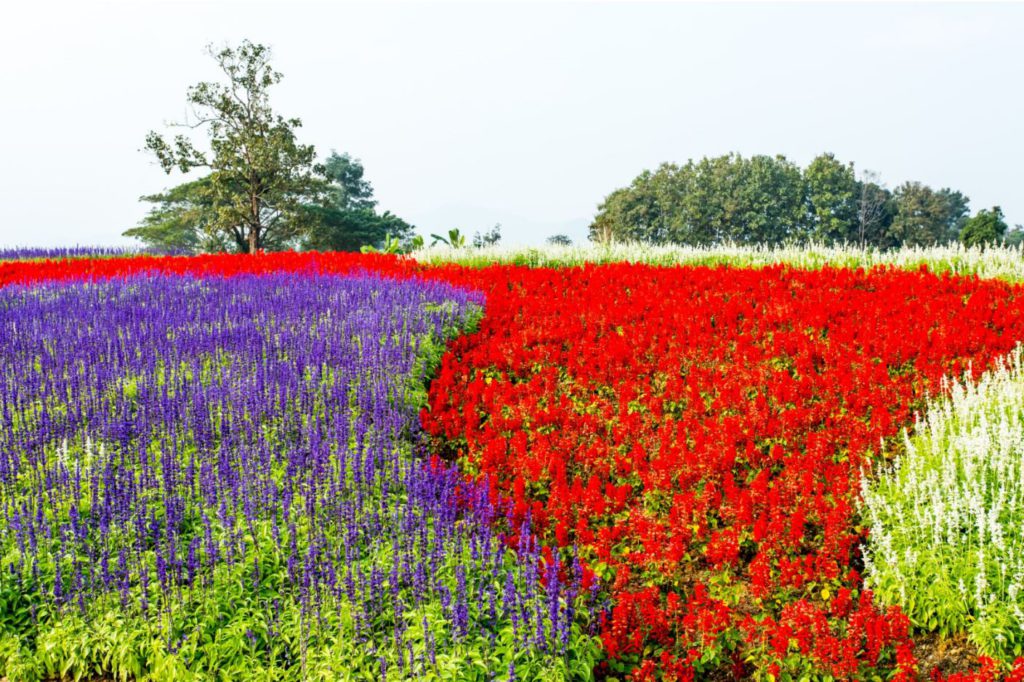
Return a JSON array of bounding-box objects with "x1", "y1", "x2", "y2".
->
[{"x1": 248, "y1": 190, "x2": 261, "y2": 253}]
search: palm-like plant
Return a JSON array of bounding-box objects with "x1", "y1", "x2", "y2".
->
[{"x1": 430, "y1": 228, "x2": 466, "y2": 248}]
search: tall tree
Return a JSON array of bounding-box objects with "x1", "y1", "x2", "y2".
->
[
  {"x1": 735, "y1": 154, "x2": 806, "y2": 244},
  {"x1": 472, "y1": 224, "x2": 502, "y2": 248},
  {"x1": 321, "y1": 152, "x2": 375, "y2": 211},
  {"x1": 303, "y1": 208, "x2": 413, "y2": 252},
  {"x1": 590, "y1": 181, "x2": 657, "y2": 244},
  {"x1": 591, "y1": 154, "x2": 806, "y2": 246},
  {"x1": 960, "y1": 206, "x2": 1008, "y2": 247},
  {"x1": 142, "y1": 41, "x2": 325, "y2": 253},
  {"x1": 854, "y1": 171, "x2": 896, "y2": 247},
  {"x1": 613, "y1": 169, "x2": 671, "y2": 243},
  {"x1": 937, "y1": 188, "x2": 971, "y2": 240},
  {"x1": 891, "y1": 182, "x2": 970, "y2": 247},
  {"x1": 301, "y1": 152, "x2": 414, "y2": 252},
  {"x1": 805, "y1": 153, "x2": 857, "y2": 243},
  {"x1": 588, "y1": 188, "x2": 626, "y2": 244},
  {"x1": 129, "y1": 150, "x2": 414, "y2": 253},
  {"x1": 682, "y1": 155, "x2": 746, "y2": 244}
]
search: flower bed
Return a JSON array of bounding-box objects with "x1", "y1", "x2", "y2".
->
[
  {"x1": 0, "y1": 273, "x2": 597, "y2": 680},
  {"x1": 4, "y1": 251, "x2": 1024, "y2": 680},
  {"x1": 419, "y1": 262, "x2": 1024, "y2": 680}
]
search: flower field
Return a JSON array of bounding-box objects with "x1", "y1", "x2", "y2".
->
[
  {"x1": 2, "y1": 248, "x2": 1024, "y2": 680},
  {"x1": 0, "y1": 271, "x2": 597, "y2": 681}
]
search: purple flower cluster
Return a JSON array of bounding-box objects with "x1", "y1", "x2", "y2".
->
[
  {"x1": 0, "y1": 273, "x2": 595, "y2": 678},
  {"x1": 0, "y1": 246, "x2": 183, "y2": 261}
]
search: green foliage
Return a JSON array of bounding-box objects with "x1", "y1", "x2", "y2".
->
[
  {"x1": 123, "y1": 177, "x2": 215, "y2": 254},
  {"x1": 546, "y1": 234, "x2": 572, "y2": 246},
  {"x1": 960, "y1": 206, "x2": 1009, "y2": 247},
  {"x1": 890, "y1": 182, "x2": 969, "y2": 247},
  {"x1": 138, "y1": 41, "x2": 326, "y2": 254},
  {"x1": 805, "y1": 153, "x2": 857, "y2": 243},
  {"x1": 0, "y1": 521, "x2": 601, "y2": 681},
  {"x1": 853, "y1": 173, "x2": 898, "y2": 247},
  {"x1": 303, "y1": 153, "x2": 415, "y2": 253},
  {"x1": 131, "y1": 140, "x2": 416, "y2": 253},
  {"x1": 320, "y1": 152, "x2": 376, "y2": 212},
  {"x1": 359, "y1": 233, "x2": 403, "y2": 254},
  {"x1": 588, "y1": 152, "x2": 977, "y2": 250},
  {"x1": 471, "y1": 224, "x2": 502, "y2": 249},
  {"x1": 430, "y1": 229, "x2": 467, "y2": 249},
  {"x1": 304, "y1": 207, "x2": 414, "y2": 253},
  {"x1": 1006, "y1": 225, "x2": 1024, "y2": 247},
  {"x1": 863, "y1": 347, "x2": 1024, "y2": 661},
  {"x1": 589, "y1": 154, "x2": 810, "y2": 246}
]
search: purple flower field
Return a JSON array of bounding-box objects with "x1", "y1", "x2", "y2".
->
[{"x1": 0, "y1": 273, "x2": 599, "y2": 681}]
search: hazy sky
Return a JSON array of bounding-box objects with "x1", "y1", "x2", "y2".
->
[{"x1": 1, "y1": 1, "x2": 1021, "y2": 248}]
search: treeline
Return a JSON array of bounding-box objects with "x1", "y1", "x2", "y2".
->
[
  {"x1": 590, "y1": 153, "x2": 1017, "y2": 248},
  {"x1": 129, "y1": 42, "x2": 1016, "y2": 255}
]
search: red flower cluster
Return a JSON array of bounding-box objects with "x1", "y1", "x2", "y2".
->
[
  {"x1": 417, "y1": 262, "x2": 1024, "y2": 679},
  {"x1": 0, "y1": 250, "x2": 418, "y2": 288},
  {"x1": 8, "y1": 252, "x2": 1024, "y2": 679}
]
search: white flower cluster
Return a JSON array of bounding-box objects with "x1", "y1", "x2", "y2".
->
[
  {"x1": 862, "y1": 345, "x2": 1024, "y2": 659},
  {"x1": 412, "y1": 241, "x2": 1024, "y2": 282}
]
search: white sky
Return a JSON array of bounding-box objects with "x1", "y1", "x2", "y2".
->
[{"x1": 1, "y1": 1, "x2": 1021, "y2": 248}]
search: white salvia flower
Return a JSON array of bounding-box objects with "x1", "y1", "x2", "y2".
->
[
  {"x1": 862, "y1": 345, "x2": 1024, "y2": 656},
  {"x1": 413, "y1": 242, "x2": 1024, "y2": 282}
]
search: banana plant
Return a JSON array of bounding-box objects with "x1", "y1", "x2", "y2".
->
[
  {"x1": 429, "y1": 228, "x2": 466, "y2": 249},
  {"x1": 360, "y1": 234, "x2": 404, "y2": 254}
]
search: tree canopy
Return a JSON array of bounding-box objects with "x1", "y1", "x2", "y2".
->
[
  {"x1": 589, "y1": 153, "x2": 989, "y2": 249},
  {"x1": 123, "y1": 177, "x2": 213, "y2": 253},
  {"x1": 805, "y1": 153, "x2": 857, "y2": 244},
  {"x1": 141, "y1": 41, "x2": 325, "y2": 253},
  {"x1": 472, "y1": 224, "x2": 502, "y2": 248},
  {"x1": 960, "y1": 207, "x2": 1009, "y2": 247},
  {"x1": 128, "y1": 42, "x2": 415, "y2": 254},
  {"x1": 301, "y1": 152, "x2": 415, "y2": 252},
  {"x1": 889, "y1": 182, "x2": 969, "y2": 247}
]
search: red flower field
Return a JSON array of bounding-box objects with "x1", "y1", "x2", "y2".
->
[{"x1": 418, "y1": 262, "x2": 1024, "y2": 680}]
